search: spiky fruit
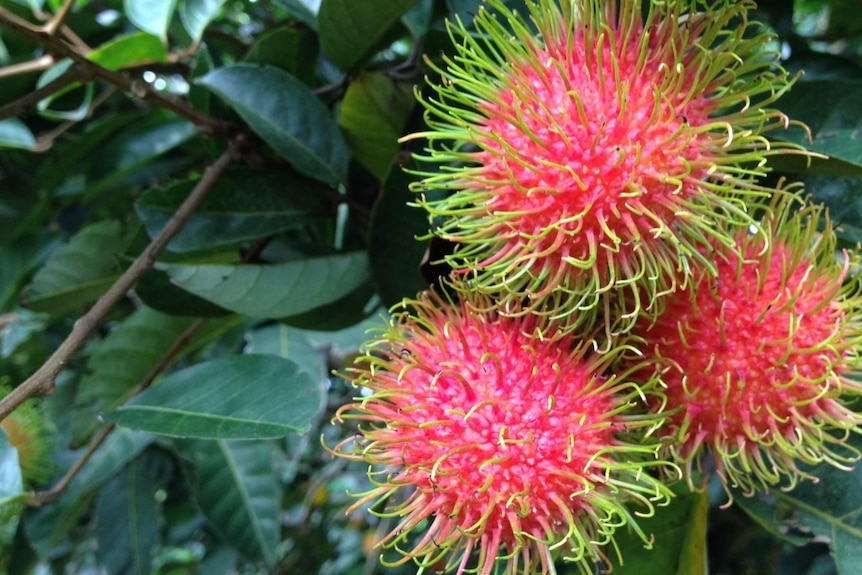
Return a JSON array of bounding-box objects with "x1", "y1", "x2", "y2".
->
[
  {"x1": 630, "y1": 196, "x2": 862, "y2": 495},
  {"x1": 0, "y1": 392, "x2": 53, "y2": 487},
  {"x1": 329, "y1": 289, "x2": 673, "y2": 575},
  {"x1": 404, "y1": 0, "x2": 805, "y2": 333}
]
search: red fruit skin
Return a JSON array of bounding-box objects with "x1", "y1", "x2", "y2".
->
[
  {"x1": 330, "y1": 290, "x2": 672, "y2": 575},
  {"x1": 632, "y1": 202, "x2": 862, "y2": 494}
]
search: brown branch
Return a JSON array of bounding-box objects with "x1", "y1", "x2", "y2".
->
[
  {"x1": 0, "y1": 55, "x2": 55, "y2": 79},
  {"x1": 0, "y1": 6, "x2": 232, "y2": 136},
  {"x1": 28, "y1": 423, "x2": 115, "y2": 507},
  {"x1": 44, "y1": 0, "x2": 75, "y2": 36},
  {"x1": 0, "y1": 66, "x2": 84, "y2": 122},
  {"x1": 0, "y1": 135, "x2": 249, "y2": 425}
]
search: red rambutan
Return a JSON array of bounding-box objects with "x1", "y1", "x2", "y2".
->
[
  {"x1": 404, "y1": 0, "x2": 806, "y2": 332},
  {"x1": 328, "y1": 289, "x2": 673, "y2": 575},
  {"x1": 630, "y1": 196, "x2": 862, "y2": 495}
]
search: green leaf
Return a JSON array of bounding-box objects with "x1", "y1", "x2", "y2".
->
[
  {"x1": 135, "y1": 167, "x2": 328, "y2": 253},
  {"x1": 318, "y1": 0, "x2": 416, "y2": 70},
  {"x1": 272, "y1": 0, "x2": 320, "y2": 29},
  {"x1": 0, "y1": 309, "x2": 47, "y2": 359},
  {"x1": 197, "y1": 64, "x2": 349, "y2": 186},
  {"x1": 125, "y1": 0, "x2": 178, "y2": 39},
  {"x1": 0, "y1": 119, "x2": 37, "y2": 151},
  {"x1": 244, "y1": 24, "x2": 319, "y2": 86},
  {"x1": 369, "y1": 164, "x2": 430, "y2": 306},
  {"x1": 339, "y1": 73, "x2": 413, "y2": 179},
  {"x1": 76, "y1": 307, "x2": 197, "y2": 408},
  {"x1": 135, "y1": 268, "x2": 231, "y2": 316},
  {"x1": 36, "y1": 59, "x2": 94, "y2": 122},
  {"x1": 755, "y1": 445, "x2": 862, "y2": 575},
  {"x1": 24, "y1": 428, "x2": 154, "y2": 557},
  {"x1": 87, "y1": 116, "x2": 198, "y2": 197},
  {"x1": 185, "y1": 439, "x2": 280, "y2": 565},
  {"x1": 244, "y1": 324, "x2": 327, "y2": 385},
  {"x1": 612, "y1": 487, "x2": 709, "y2": 575},
  {"x1": 160, "y1": 251, "x2": 371, "y2": 319},
  {"x1": 804, "y1": 175, "x2": 862, "y2": 245},
  {"x1": 24, "y1": 221, "x2": 124, "y2": 315},
  {"x1": 775, "y1": 80, "x2": 862, "y2": 176},
  {"x1": 0, "y1": 233, "x2": 59, "y2": 311},
  {"x1": 87, "y1": 32, "x2": 168, "y2": 71},
  {"x1": 106, "y1": 355, "x2": 321, "y2": 439},
  {"x1": 95, "y1": 455, "x2": 164, "y2": 575},
  {"x1": 179, "y1": 0, "x2": 226, "y2": 40}
]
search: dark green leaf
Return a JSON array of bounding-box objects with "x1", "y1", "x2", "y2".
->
[
  {"x1": 339, "y1": 73, "x2": 413, "y2": 179},
  {"x1": 67, "y1": 428, "x2": 155, "y2": 499},
  {"x1": 87, "y1": 32, "x2": 168, "y2": 70},
  {"x1": 754, "y1": 442, "x2": 862, "y2": 575},
  {"x1": 135, "y1": 167, "x2": 328, "y2": 253},
  {"x1": 87, "y1": 117, "x2": 198, "y2": 197},
  {"x1": 0, "y1": 233, "x2": 59, "y2": 311},
  {"x1": 106, "y1": 354, "x2": 321, "y2": 439},
  {"x1": 160, "y1": 251, "x2": 370, "y2": 318},
  {"x1": 197, "y1": 64, "x2": 349, "y2": 186},
  {"x1": 805, "y1": 175, "x2": 862, "y2": 245},
  {"x1": 0, "y1": 309, "x2": 47, "y2": 359},
  {"x1": 135, "y1": 268, "x2": 231, "y2": 316},
  {"x1": 318, "y1": 0, "x2": 416, "y2": 70},
  {"x1": 36, "y1": 60, "x2": 94, "y2": 122},
  {"x1": 279, "y1": 279, "x2": 379, "y2": 330},
  {"x1": 180, "y1": 0, "x2": 226, "y2": 40},
  {"x1": 125, "y1": 0, "x2": 178, "y2": 39},
  {"x1": 95, "y1": 456, "x2": 164, "y2": 575},
  {"x1": 369, "y1": 164, "x2": 430, "y2": 306},
  {"x1": 612, "y1": 487, "x2": 709, "y2": 575},
  {"x1": 272, "y1": 0, "x2": 319, "y2": 28},
  {"x1": 23, "y1": 428, "x2": 153, "y2": 557},
  {"x1": 775, "y1": 80, "x2": 862, "y2": 176},
  {"x1": 244, "y1": 24, "x2": 319, "y2": 86},
  {"x1": 76, "y1": 307, "x2": 197, "y2": 408},
  {"x1": 244, "y1": 324, "x2": 327, "y2": 385},
  {"x1": 188, "y1": 45, "x2": 216, "y2": 116},
  {"x1": 185, "y1": 439, "x2": 280, "y2": 564},
  {"x1": 0, "y1": 119, "x2": 37, "y2": 151},
  {"x1": 24, "y1": 221, "x2": 124, "y2": 315}
]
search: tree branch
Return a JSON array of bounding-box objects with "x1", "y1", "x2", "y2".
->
[
  {"x1": 0, "y1": 6, "x2": 232, "y2": 136},
  {"x1": 0, "y1": 135, "x2": 249, "y2": 425},
  {"x1": 0, "y1": 55, "x2": 55, "y2": 79}
]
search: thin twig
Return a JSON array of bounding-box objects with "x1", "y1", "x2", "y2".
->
[
  {"x1": 28, "y1": 423, "x2": 115, "y2": 506},
  {"x1": 0, "y1": 135, "x2": 248, "y2": 425},
  {"x1": 0, "y1": 7, "x2": 232, "y2": 136},
  {"x1": 0, "y1": 55, "x2": 55, "y2": 79},
  {"x1": 43, "y1": 0, "x2": 75, "y2": 36}
]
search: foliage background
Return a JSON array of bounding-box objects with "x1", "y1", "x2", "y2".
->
[{"x1": 0, "y1": 0, "x2": 860, "y2": 574}]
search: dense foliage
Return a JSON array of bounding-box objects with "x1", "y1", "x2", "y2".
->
[{"x1": 0, "y1": 0, "x2": 861, "y2": 574}]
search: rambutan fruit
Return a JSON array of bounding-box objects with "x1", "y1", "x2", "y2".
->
[
  {"x1": 328, "y1": 289, "x2": 674, "y2": 575},
  {"x1": 404, "y1": 0, "x2": 806, "y2": 333},
  {"x1": 0, "y1": 390, "x2": 53, "y2": 487},
  {"x1": 629, "y1": 195, "x2": 862, "y2": 496}
]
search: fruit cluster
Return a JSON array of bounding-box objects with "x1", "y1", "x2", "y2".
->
[{"x1": 329, "y1": 1, "x2": 862, "y2": 574}]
